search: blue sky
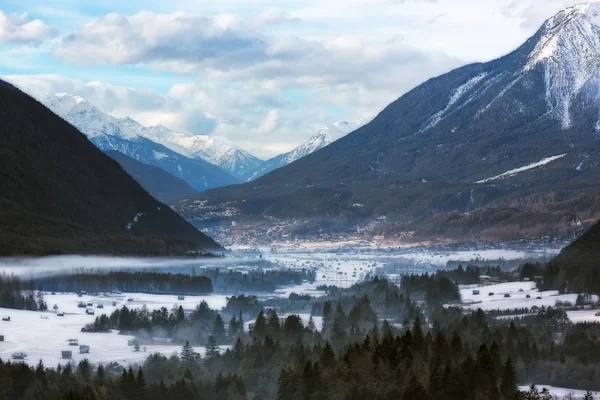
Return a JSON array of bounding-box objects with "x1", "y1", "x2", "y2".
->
[{"x1": 0, "y1": 0, "x2": 585, "y2": 158}]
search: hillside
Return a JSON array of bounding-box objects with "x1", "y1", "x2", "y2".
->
[
  {"x1": 544, "y1": 220, "x2": 600, "y2": 293},
  {"x1": 175, "y1": 3, "x2": 600, "y2": 240},
  {"x1": 105, "y1": 151, "x2": 197, "y2": 203},
  {"x1": 0, "y1": 80, "x2": 220, "y2": 255}
]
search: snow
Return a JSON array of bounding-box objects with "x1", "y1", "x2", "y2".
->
[
  {"x1": 518, "y1": 385, "x2": 600, "y2": 399},
  {"x1": 152, "y1": 151, "x2": 168, "y2": 160},
  {"x1": 524, "y1": 2, "x2": 600, "y2": 127},
  {"x1": 476, "y1": 154, "x2": 567, "y2": 183},
  {"x1": 0, "y1": 292, "x2": 230, "y2": 367},
  {"x1": 249, "y1": 117, "x2": 373, "y2": 180},
  {"x1": 458, "y1": 281, "x2": 598, "y2": 311},
  {"x1": 125, "y1": 212, "x2": 144, "y2": 231},
  {"x1": 422, "y1": 73, "x2": 488, "y2": 131}
]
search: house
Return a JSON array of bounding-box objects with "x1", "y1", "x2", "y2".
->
[
  {"x1": 12, "y1": 352, "x2": 27, "y2": 360},
  {"x1": 178, "y1": 296, "x2": 185, "y2": 301},
  {"x1": 472, "y1": 290, "x2": 480, "y2": 295},
  {"x1": 2, "y1": 316, "x2": 10, "y2": 321},
  {"x1": 80, "y1": 345, "x2": 90, "y2": 354},
  {"x1": 57, "y1": 311, "x2": 65, "y2": 316},
  {"x1": 61, "y1": 350, "x2": 72, "y2": 359},
  {"x1": 86, "y1": 307, "x2": 95, "y2": 315},
  {"x1": 68, "y1": 339, "x2": 79, "y2": 346},
  {"x1": 0, "y1": 335, "x2": 4, "y2": 341}
]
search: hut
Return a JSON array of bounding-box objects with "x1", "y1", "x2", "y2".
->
[
  {"x1": 12, "y1": 352, "x2": 27, "y2": 360},
  {"x1": 68, "y1": 339, "x2": 79, "y2": 346},
  {"x1": 61, "y1": 350, "x2": 72, "y2": 359},
  {"x1": 79, "y1": 345, "x2": 90, "y2": 354}
]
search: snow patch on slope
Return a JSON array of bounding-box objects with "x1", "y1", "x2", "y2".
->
[
  {"x1": 422, "y1": 73, "x2": 488, "y2": 131},
  {"x1": 476, "y1": 154, "x2": 567, "y2": 183},
  {"x1": 125, "y1": 213, "x2": 144, "y2": 231}
]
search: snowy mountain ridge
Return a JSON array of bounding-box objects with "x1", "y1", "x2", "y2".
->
[
  {"x1": 248, "y1": 117, "x2": 373, "y2": 181},
  {"x1": 119, "y1": 118, "x2": 264, "y2": 180},
  {"x1": 37, "y1": 92, "x2": 240, "y2": 191}
]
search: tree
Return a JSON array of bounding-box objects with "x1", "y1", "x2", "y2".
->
[
  {"x1": 213, "y1": 314, "x2": 225, "y2": 342},
  {"x1": 253, "y1": 310, "x2": 267, "y2": 341},
  {"x1": 228, "y1": 315, "x2": 238, "y2": 337},
  {"x1": 500, "y1": 357, "x2": 517, "y2": 400},
  {"x1": 206, "y1": 335, "x2": 219, "y2": 360},
  {"x1": 181, "y1": 341, "x2": 199, "y2": 365},
  {"x1": 266, "y1": 309, "x2": 281, "y2": 339}
]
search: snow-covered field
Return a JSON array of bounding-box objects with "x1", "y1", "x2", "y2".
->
[
  {"x1": 519, "y1": 385, "x2": 600, "y2": 399},
  {"x1": 0, "y1": 292, "x2": 229, "y2": 367},
  {"x1": 459, "y1": 281, "x2": 599, "y2": 313}
]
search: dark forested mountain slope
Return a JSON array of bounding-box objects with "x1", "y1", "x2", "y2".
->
[
  {"x1": 106, "y1": 151, "x2": 198, "y2": 203},
  {"x1": 544, "y1": 219, "x2": 600, "y2": 293},
  {"x1": 176, "y1": 4, "x2": 600, "y2": 238},
  {"x1": 0, "y1": 80, "x2": 220, "y2": 255}
]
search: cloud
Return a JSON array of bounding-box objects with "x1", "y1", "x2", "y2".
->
[
  {"x1": 52, "y1": 10, "x2": 459, "y2": 89},
  {"x1": 0, "y1": 11, "x2": 57, "y2": 44}
]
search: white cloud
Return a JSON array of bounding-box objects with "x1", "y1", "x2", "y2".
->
[{"x1": 0, "y1": 11, "x2": 57, "y2": 43}]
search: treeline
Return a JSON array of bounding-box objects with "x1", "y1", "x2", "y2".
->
[
  {"x1": 198, "y1": 268, "x2": 315, "y2": 294},
  {"x1": 5, "y1": 309, "x2": 600, "y2": 399},
  {"x1": 400, "y1": 273, "x2": 460, "y2": 306},
  {"x1": 263, "y1": 278, "x2": 423, "y2": 325},
  {"x1": 0, "y1": 273, "x2": 47, "y2": 311},
  {"x1": 437, "y1": 264, "x2": 505, "y2": 285},
  {"x1": 34, "y1": 271, "x2": 213, "y2": 295},
  {"x1": 84, "y1": 301, "x2": 236, "y2": 345}
]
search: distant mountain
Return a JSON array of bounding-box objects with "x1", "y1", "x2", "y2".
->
[
  {"x1": 118, "y1": 118, "x2": 264, "y2": 181},
  {"x1": 106, "y1": 151, "x2": 198, "y2": 203},
  {"x1": 38, "y1": 93, "x2": 240, "y2": 191},
  {"x1": 175, "y1": 3, "x2": 600, "y2": 240},
  {"x1": 0, "y1": 80, "x2": 220, "y2": 255},
  {"x1": 248, "y1": 118, "x2": 372, "y2": 181}
]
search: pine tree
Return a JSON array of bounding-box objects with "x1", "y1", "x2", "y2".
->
[
  {"x1": 181, "y1": 341, "x2": 198, "y2": 364},
  {"x1": 266, "y1": 309, "x2": 281, "y2": 339},
  {"x1": 228, "y1": 315, "x2": 238, "y2": 337},
  {"x1": 213, "y1": 314, "x2": 225, "y2": 342},
  {"x1": 206, "y1": 335, "x2": 220, "y2": 360},
  {"x1": 307, "y1": 316, "x2": 316, "y2": 333},
  {"x1": 500, "y1": 357, "x2": 517, "y2": 400},
  {"x1": 253, "y1": 310, "x2": 267, "y2": 341},
  {"x1": 320, "y1": 342, "x2": 336, "y2": 368}
]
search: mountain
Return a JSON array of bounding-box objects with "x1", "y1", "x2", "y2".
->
[
  {"x1": 175, "y1": 3, "x2": 600, "y2": 240},
  {"x1": 0, "y1": 80, "x2": 220, "y2": 255},
  {"x1": 106, "y1": 151, "x2": 198, "y2": 203},
  {"x1": 119, "y1": 119, "x2": 264, "y2": 181},
  {"x1": 544, "y1": 219, "x2": 600, "y2": 293},
  {"x1": 248, "y1": 118, "x2": 372, "y2": 181},
  {"x1": 38, "y1": 93, "x2": 240, "y2": 191}
]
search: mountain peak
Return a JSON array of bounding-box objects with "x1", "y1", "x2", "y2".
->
[{"x1": 524, "y1": 1, "x2": 600, "y2": 127}]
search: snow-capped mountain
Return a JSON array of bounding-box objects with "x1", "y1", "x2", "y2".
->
[
  {"x1": 248, "y1": 118, "x2": 372, "y2": 180},
  {"x1": 38, "y1": 93, "x2": 240, "y2": 191},
  {"x1": 119, "y1": 119, "x2": 263, "y2": 181},
  {"x1": 176, "y1": 2, "x2": 600, "y2": 239}
]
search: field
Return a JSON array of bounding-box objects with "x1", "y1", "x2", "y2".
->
[
  {"x1": 458, "y1": 281, "x2": 600, "y2": 323},
  {"x1": 518, "y1": 385, "x2": 600, "y2": 399},
  {"x1": 0, "y1": 292, "x2": 229, "y2": 367}
]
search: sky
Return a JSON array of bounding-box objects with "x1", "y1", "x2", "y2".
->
[{"x1": 0, "y1": 0, "x2": 588, "y2": 159}]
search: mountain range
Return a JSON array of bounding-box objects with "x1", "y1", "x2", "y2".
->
[
  {"x1": 30, "y1": 92, "x2": 368, "y2": 194},
  {"x1": 0, "y1": 80, "x2": 220, "y2": 255},
  {"x1": 248, "y1": 118, "x2": 372, "y2": 181},
  {"x1": 174, "y1": 3, "x2": 600, "y2": 241},
  {"x1": 39, "y1": 93, "x2": 241, "y2": 192}
]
